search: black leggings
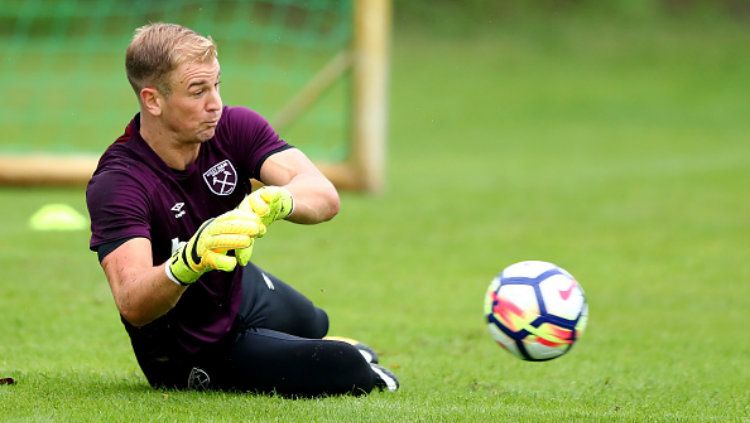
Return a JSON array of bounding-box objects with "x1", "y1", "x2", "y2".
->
[
  {"x1": 138, "y1": 263, "x2": 376, "y2": 396},
  {"x1": 214, "y1": 263, "x2": 377, "y2": 396}
]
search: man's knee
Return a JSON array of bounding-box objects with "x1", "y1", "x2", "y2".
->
[{"x1": 307, "y1": 307, "x2": 329, "y2": 339}]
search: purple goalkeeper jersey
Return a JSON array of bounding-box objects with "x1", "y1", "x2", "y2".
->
[{"x1": 87, "y1": 106, "x2": 290, "y2": 355}]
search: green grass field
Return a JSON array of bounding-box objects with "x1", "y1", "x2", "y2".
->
[{"x1": 1, "y1": 15, "x2": 749, "y2": 422}]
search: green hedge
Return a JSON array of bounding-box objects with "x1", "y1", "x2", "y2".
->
[{"x1": 393, "y1": 0, "x2": 750, "y2": 31}]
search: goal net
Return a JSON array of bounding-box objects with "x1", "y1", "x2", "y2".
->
[{"x1": 0, "y1": 0, "x2": 389, "y2": 191}]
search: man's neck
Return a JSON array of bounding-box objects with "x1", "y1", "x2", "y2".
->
[{"x1": 139, "y1": 115, "x2": 200, "y2": 171}]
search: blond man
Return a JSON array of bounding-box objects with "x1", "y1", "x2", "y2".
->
[{"x1": 86, "y1": 23, "x2": 398, "y2": 395}]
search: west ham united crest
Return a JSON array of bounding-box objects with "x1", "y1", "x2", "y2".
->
[{"x1": 203, "y1": 160, "x2": 237, "y2": 196}]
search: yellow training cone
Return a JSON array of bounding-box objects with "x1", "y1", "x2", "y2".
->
[{"x1": 29, "y1": 203, "x2": 87, "y2": 231}]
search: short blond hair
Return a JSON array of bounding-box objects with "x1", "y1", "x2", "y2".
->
[{"x1": 125, "y1": 22, "x2": 217, "y2": 96}]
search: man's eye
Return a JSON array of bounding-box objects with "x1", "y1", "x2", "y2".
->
[{"x1": 192, "y1": 90, "x2": 203, "y2": 96}]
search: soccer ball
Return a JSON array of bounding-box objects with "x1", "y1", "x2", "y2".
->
[{"x1": 484, "y1": 260, "x2": 588, "y2": 361}]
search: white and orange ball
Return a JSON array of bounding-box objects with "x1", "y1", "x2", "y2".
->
[{"x1": 484, "y1": 261, "x2": 588, "y2": 361}]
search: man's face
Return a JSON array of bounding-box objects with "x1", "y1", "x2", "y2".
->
[{"x1": 160, "y1": 58, "x2": 223, "y2": 143}]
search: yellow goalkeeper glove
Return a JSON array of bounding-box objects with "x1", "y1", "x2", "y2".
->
[
  {"x1": 166, "y1": 209, "x2": 266, "y2": 286},
  {"x1": 234, "y1": 186, "x2": 293, "y2": 267},
  {"x1": 238, "y1": 186, "x2": 293, "y2": 227}
]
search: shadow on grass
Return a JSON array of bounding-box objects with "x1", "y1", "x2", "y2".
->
[
  {"x1": 8, "y1": 369, "x2": 345, "y2": 403},
  {"x1": 7, "y1": 369, "x2": 151, "y2": 394}
]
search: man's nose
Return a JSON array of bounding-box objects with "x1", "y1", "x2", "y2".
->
[{"x1": 206, "y1": 87, "x2": 222, "y2": 112}]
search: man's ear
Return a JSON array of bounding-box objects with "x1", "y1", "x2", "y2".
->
[{"x1": 140, "y1": 87, "x2": 163, "y2": 116}]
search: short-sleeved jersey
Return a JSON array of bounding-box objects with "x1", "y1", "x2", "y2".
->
[{"x1": 86, "y1": 106, "x2": 290, "y2": 355}]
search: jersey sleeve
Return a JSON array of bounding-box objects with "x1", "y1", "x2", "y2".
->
[
  {"x1": 221, "y1": 106, "x2": 292, "y2": 179},
  {"x1": 87, "y1": 169, "x2": 152, "y2": 251}
]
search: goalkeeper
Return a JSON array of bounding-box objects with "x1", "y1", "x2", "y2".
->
[{"x1": 86, "y1": 22, "x2": 398, "y2": 396}]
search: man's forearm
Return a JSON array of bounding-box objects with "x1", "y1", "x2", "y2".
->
[
  {"x1": 255, "y1": 148, "x2": 341, "y2": 225},
  {"x1": 118, "y1": 263, "x2": 186, "y2": 327},
  {"x1": 103, "y1": 251, "x2": 186, "y2": 327},
  {"x1": 283, "y1": 174, "x2": 340, "y2": 224}
]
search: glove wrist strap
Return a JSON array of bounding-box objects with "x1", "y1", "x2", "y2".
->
[{"x1": 165, "y1": 264, "x2": 191, "y2": 287}]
